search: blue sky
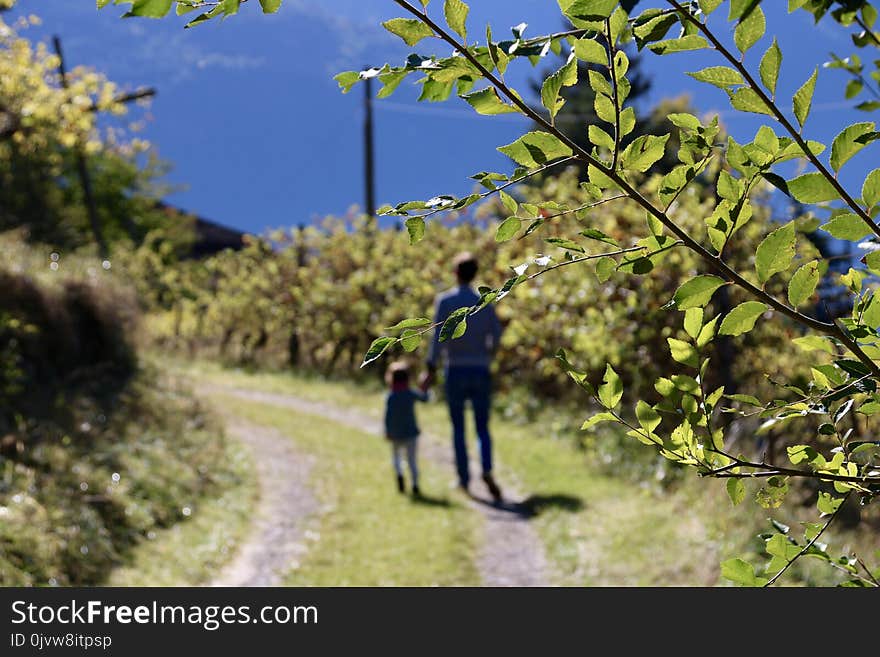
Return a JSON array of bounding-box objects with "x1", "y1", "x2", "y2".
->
[{"x1": 9, "y1": 1, "x2": 875, "y2": 236}]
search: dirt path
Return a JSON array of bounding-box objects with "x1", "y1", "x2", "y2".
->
[
  {"x1": 203, "y1": 384, "x2": 550, "y2": 587},
  {"x1": 209, "y1": 418, "x2": 316, "y2": 587}
]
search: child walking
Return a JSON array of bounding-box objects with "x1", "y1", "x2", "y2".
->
[{"x1": 384, "y1": 360, "x2": 430, "y2": 496}]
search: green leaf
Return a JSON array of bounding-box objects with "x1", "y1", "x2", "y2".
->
[
  {"x1": 589, "y1": 255, "x2": 615, "y2": 283},
  {"x1": 400, "y1": 329, "x2": 422, "y2": 352},
  {"x1": 862, "y1": 168, "x2": 880, "y2": 207},
  {"x1": 672, "y1": 275, "x2": 726, "y2": 310},
  {"x1": 258, "y1": 0, "x2": 282, "y2": 13},
  {"x1": 405, "y1": 217, "x2": 425, "y2": 245},
  {"x1": 495, "y1": 216, "x2": 521, "y2": 242},
  {"x1": 598, "y1": 364, "x2": 623, "y2": 409},
  {"x1": 573, "y1": 37, "x2": 607, "y2": 65},
  {"x1": 581, "y1": 411, "x2": 617, "y2": 431},
  {"x1": 541, "y1": 56, "x2": 578, "y2": 120},
  {"x1": 830, "y1": 122, "x2": 877, "y2": 172},
  {"x1": 382, "y1": 18, "x2": 434, "y2": 46},
  {"x1": 727, "y1": 88, "x2": 774, "y2": 116},
  {"x1": 687, "y1": 66, "x2": 744, "y2": 89},
  {"x1": 755, "y1": 221, "x2": 796, "y2": 284},
  {"x1": 648, "y1": 35, "x2": 709, "y2": 55},
  {"x1": 721, "y1": 558, "x2": 766, "y2": 586},
  {"x1": 497, "y1": 131, "x2": 573, "y2": 167},
  {"x1": 788, "y1": 261, "x2": 820, "y2": 306},
  {"x1": 792, "y1": 335, "x2": 835, "y2": 353},
  {"x1": 793, "y1": 67, "x2": 818, "y2": 128},
  {"x1": 334, "y1": 71, "x2": 360, "y2": 94},
  {"x1": 822, "y1": 213, "x2": 872, "y2": 241},
  {"x1": 817, "y1": 492, "x2": 843, "y2": 515},
  {"x1": 545, "y1": 237, "x2": 585, "y2": 253},
  {"x1": 759, "y1": 38, "x2": 782, "y2": 95},
  {"x1": 125, "y1": 0, "x2": 174, "y2": 18},
  {"x1": 561, "y1": 0, "x2": 618, "y2": 22},
  {"x1": 636, "y1": 400, "x2": 662, "y2": 433},
  {"x1": 719, "y1": 301, "x2": 767, "y2": 336},
  {"x1": 734, "y1": 5, "x2": 765, "y2": 54},
  {"x1": 684, "y1": 308, "x2": 703, "y2": 339},
  {"x1": 439, "y1": 307, "x2": 469, "y2": 342},
  {"x1": 699, "y1": 0, "x2": 723, "y2": 14},
  {"x1": 667, "y1": 338, "x2": 699, "y2": 368},
  {"x1": 361, "y1": 336, "x2": 395, "y2": 367},
  {"x1": 386, "y1": 317, "x2": 431, "y2": 331},
  {"x1": 443, "y1": 0, "x2": 469, "y2": 40},
  {"x1": 462, "y1": 87, "x2": 520, "y2": 115},
  {"x1": 726, "y1": 479, "x2": 746, "y2": 506},
  {"x1": 787, "y1": 173, "x2": 839, "y2": 203},
  {"x1": 620, "y1": 134, "x2": 670, "y2": 172}
]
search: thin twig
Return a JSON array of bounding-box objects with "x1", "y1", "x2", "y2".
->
[{"x1": 764, "y1": 492, "x2": 850, "y2": 587}]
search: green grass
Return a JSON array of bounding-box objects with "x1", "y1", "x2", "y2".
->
[
  {"x1": 205, "y1": 393, "x2": 481, "y2": 586},
  {"x1": 105, "y1": 438, "x2": 256, "y2": 586}
]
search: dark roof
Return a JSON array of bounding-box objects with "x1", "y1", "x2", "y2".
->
[{"x1": 155, "y1": 201, "x2": 246, "y2": 258}]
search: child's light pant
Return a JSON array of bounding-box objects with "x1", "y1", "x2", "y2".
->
[{"x1": 391, "y1": 438, "x2": 418, "y2": 485}]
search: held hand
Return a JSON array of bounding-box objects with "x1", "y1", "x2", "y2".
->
[{"x1": 418, "y1": 370, "x2": 434, "y2": 390}]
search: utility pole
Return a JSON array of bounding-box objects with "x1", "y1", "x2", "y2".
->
[
  {"x1": 53, "y1": 35, "x2": 156, "y2": 259},
  {"x1": 363, "y1": 74, "x2": 376, "y2": 222}
]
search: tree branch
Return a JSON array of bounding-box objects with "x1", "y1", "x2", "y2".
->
[{"x1": 667, "y1": 0, "x2": 880, "y2": 242}]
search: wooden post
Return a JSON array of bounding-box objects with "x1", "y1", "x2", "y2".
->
[{"x1": 363, "y1": 74, "x2": 376, "y2": 223}]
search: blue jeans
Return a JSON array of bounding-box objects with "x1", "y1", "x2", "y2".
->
[{"x1": 444, "y1": 366, "x2": 493, "y2": 487}]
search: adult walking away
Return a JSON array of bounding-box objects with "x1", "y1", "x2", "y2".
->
[{"x1": 424, "y1": 252, "x2": 504, "y2": 502}]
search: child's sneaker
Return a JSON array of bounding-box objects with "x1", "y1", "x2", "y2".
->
[{"x1": 397, "y1": 474, "x2": 405, "y2": 493}]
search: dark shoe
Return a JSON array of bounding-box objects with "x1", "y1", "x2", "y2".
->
[
  {"x1": 412, "y1": 485, "x2": 421, "y2": 497},
  {"x1": 397, "y1": 474, "x2": 405, "y2": 493},
  {"x1": 482, "y1": 473, "x2": 502, "y2": 503}
]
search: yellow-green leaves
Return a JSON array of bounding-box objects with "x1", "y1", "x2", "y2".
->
[
  {"x1": 495, "y1": 216, "x2": 521, "y2": 242},
  {"x1": 362, "y1": 336, "x2": 395, "y2": 367},
  {"x1": 443, "y1": 0, "x2": 469, "y2": 40},
  {"x1": 727, "y1": 88, "x2": 774, "y2": 116},
  {"x1": 405, "y1": 217, "x2": 425, "y2": 245},
  {"x1": 560, "y1": 0, "x2": 618, "y2": 23},
  {"x1": 793, "y1": 67, "x2": 818, "y2": 128},
  {"x1": 759, "y1": 38, "x2": 782, "y2": 95},
  {"x1": 497, "y1": 131, "x2": 573, "y2": 167},
  {"x1": 726, "y1": 478, "x2": 746, "y2": 506},
  {"x1": 574, "y1": 37, "x2": 607, "y2": 65},
  {"x1": 687, "y1": 66, "x2": 744, "y2": 89},
  {"x1": 721, "y1": 558, "x2": 768, "y2": 587},
  {"x1": 672, "y1": 275, "x2": 726, "y2": 310},
  {"x1": 620, "y1": 134, "x2": 669, "y2": 172},
  {"x1": 258, "y1": 0, "x2": 282, "y2": 13},
  {"x1": 787, "y1": 261, "x2": 820, "y2": 307},
  {"x1": 648, "y1": 35, "x2": 709, "y2": 55},
  {"x1": 863, "y1": 168, "x2": 880, "y2": 207},
  {"x1": 636, "y1": 400, "x2": 661, "y2": 433},
  {"x1": 125, "y1": 0, "x2": 174, "y2": 18},
  {"x1": 787, "y1": 173, "x2": 839, "y2": 203},
  {"x1": 462, "y1": 87, "x2": 520, "y2": 115},
  {"x1": 755, "y1": 221, "x2": 795, "y2": 284},
  {"x1": 830, "y1": 122, "x2": 877, "y2": 172},
  {"x1": 598, "y1": 363, "x2": 623, "y2": 409},
  {"x1": 541, "y1": 56, "x2": 578, "y2": 121},
  {"x1": 382, "y1": 18, "x2": 434, "y2": 46},
  {"x1": 719, "y1": 301, "x2": 767, "y2": 336},
  {"x1": 667, "y1": 338, "x2": 699, "y2": 368},
  {"x1": 334, "y1": 71, "x2": 360, "y2": 94},
  {"x1": 734, "y1": 5, "x2": 765, "y2": 55},
  {"x1": 821, "y1": 213, "x2": 872, "y2": 241}
]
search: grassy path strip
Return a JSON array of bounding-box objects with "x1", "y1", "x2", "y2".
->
[
  {"x1": 204, "y1": 388, "x2": 482, "y2": 586},
  {"x1": 183, "y1": 363, "x2": 744, "y2": 585},
  {"x1": 209, "y1": 418, "x2": 316, "y2": 586},
  {"x1": 202, "y1": 383, "x2": 550, "y2": 586}
]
